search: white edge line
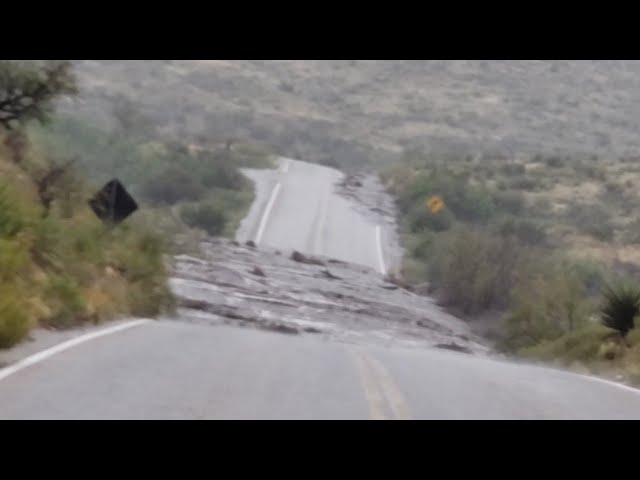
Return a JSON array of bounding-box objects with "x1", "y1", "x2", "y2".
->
[
  {"x1": 0, "y1": 319, "x2": 150, "y2": 383},
  {"x1": 375, "y1": 225, "x2": 386, "y2": 275},
  {"x1": 497, "y1": 355, "x2": 640, "y2": 397},
  {"x1": 255, "y1": 182, "x2": 282, "y2": 245},
  {"x1": 572, "y1": 371, "x2": 640, "y2": 396}
]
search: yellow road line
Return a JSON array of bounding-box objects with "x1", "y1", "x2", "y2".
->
[
  {"x1": 351, "y1": 350, "x2": 389, "y2": 420},
  {"x1": 350, "y1": 348, "x2": 413, "y2": 420},
  {"x1": 367, "y1": 355, "x2": 412, "y2": 420}
]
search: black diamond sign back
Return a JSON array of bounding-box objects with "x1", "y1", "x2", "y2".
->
[{"x1": 89, "y1": 179, "x2": 138, "y2": 224}]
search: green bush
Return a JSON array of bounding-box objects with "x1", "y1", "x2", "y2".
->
[
  {"x1": 544, "y1": 156, "x2": 565, "y2": 168},
  {"x1": 509, "y1": 175, "x2": 539, "y2": 191},
  {"x1": 519, "y1": 323, "x2": 618, "y2": 364},
  {"x1": 605, "y1": 181, "x2": 623, "y2": 195},
  {"x1": 44, "y1": 275, "x2": 87, "y2": 328},
  {"x1": 449, "y1": 187, "x2": 495, "y2": 223},
  {"x1": 567, "y1": 204, "x2": 615, "y2": 241},
  {"x1": 585, "y1": 221, "x2": 615, "y2": 242},
  {"x1": 493, "y1": 190, "x2": 525, "y2": 215},
  {"x1": 0, "y1": 184, "x2": 24, "y2": 238},
  {"x1": 0, "y1": 238, "x2": 30, "y2": 281},
  {"x1": 568, "y1": 260, "x2": 608, "y2": 297},
  {"x1": 428, "y1": 227, "x2": 526, "y2": 314},
  {"x1": 623, "y1": 218, "x2": 640, "y2": 244},
  {"x1": 407, "y1": 205, "x2": 453, "y2": 233},
  {"x1": 501, "y1": 264, "x2": 591, "y2": 351},
  {"x1": 200, "y1": 163, "x2": 247, "y2": 190},
  {"x1": 0, "y1": 287, "x2": 29, "y2": 348},
  {"x1": 498, "y1": 218, "x2": 547, "y2": 245},
  {"x1": 530, "y1": 197, "x2": 553, "y2": 217},
  {"x1": 180, "y1": 203, "x2": 226, "y2": 236},
  {"x1": 408, "y1": 232, "x2": 437, "y2": 260},
  {"x1": 499, "y1": 163, "x2": 526, "y2": 175},
  {"x1": 395, "y1": 169, "x2": 495, "y2": 223},
  {"x1": 140, "y1": 166, "x2": 206, "y2": 205},
  {"x1": 205, "y1": 188, "x2": 255, "y2": 237},
  {"x1": 582, "y1": 165, "x2": 607, "y2": 181}
]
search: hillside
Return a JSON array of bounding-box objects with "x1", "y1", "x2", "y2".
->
[{"x1": 63, "y1": 60, "x2": 640, "y2": 169}]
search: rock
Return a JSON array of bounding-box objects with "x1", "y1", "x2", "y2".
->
[
  {"x1": 250, "y1": 266, "x2": 266, "y2": 277},
  {"x1": 246, "y1": 240, "x2": 256, "y2": 248},
  {"x1": 320, "y1": 269, "x2": 341, "y2": 280},
  {"x1": 303, "y1": 327, "x2": 323, "y2": 334},
  {"x1": 231, "y1": 240, "x2": 240, "y2": 246},
  {"x1": 434, "y1": 343, "x2": 473, "y2": 354},
  {"x1": 328, "y1": 258, "x2": 348, "y2": 265},
  {"x1": 384, "y1": 273, "x2": 412, "y2": 290},
  {"x1": 266, "y1": 324, "x2": 300, "y2": 335},
  {"x1": 290, "y1": 250, "x2": 325, "y2": 266}
]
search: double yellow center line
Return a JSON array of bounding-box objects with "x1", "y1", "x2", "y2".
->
[{"x1": 351, "y1": 349, "x2": 412, "y2": 420}]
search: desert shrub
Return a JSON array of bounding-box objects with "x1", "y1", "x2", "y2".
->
[
  {"x1": 428, "y1": 227, "x2": 526, "y2": 314},
  {"x1": 180, "y1": 203, "x2": 226, "y2": 236},
  {"x1": 44, "y1": 275, "x2": 87, "y2": 328},
  {"x1": 567, "y1": 204, "x2": 615, "y2": 241},
  {"x1": 498, "y1": 218, "x2": 547, "y2": 245},
  {"x1": 501, "y1": 263, "x2": 592, "y2": 351},
  {"x1": 544, "y1": 156, "x2": 565, "y2": 168},
  {"x1": 407, "y1": 205, "x2": 453, "y2": 233},
  {"x1": 499, "y1": 163, "x2": 526, "y2": 175},
  {"x1": 140, "y1": 166, "x2": 206, "y2": 204},
  {"x1": 493, "y1": 190, "x2": 525, "y2": 215},
  {"x1": 0, "y1": 286, "x2": 29, "y2": 348},
  {"x1": 519, "y1": 323, "x2": 619, "y2": 363}
]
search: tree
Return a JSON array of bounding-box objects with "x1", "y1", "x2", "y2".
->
[
  {"x1": 0, "y1": 61, "x2": 77, "y2": 168},
  {"x1": 0, "y1": 60, "x2": 77, "y2": 131}
]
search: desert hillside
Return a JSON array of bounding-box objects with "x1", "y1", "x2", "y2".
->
[{"x1": 63, "y1": 60, "x2": 640, "y2": 169}]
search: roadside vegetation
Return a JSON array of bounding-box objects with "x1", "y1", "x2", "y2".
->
[
  {"x1": 0, "y1": 60, "x2": 272, "y2": 349},
  {"x1": 30, "y1": 99, "x2": 274, "y2": 252},
  {"x1": 382, "y1": 151, "x2": 640, "y2": 385}
]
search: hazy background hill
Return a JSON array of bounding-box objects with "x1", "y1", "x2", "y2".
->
[{"x1": 62, "y1": 60, "x2": 640, "y2": 169}]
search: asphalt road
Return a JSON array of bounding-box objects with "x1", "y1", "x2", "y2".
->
[
  {"x1": 2, "y1": 158, "x2": 640, "y2": 419},
  {"x1": 2, "y1": 320, "x2": 640, "y2": 419},
  {"x1": 238, "y1": 158, "x2": 388, "y2": 273}
]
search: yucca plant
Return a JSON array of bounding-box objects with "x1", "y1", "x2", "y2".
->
[{"x1": 599, "y1": 283, "x2": 640, "y2": 337}]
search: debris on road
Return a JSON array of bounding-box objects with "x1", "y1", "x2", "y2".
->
[
  {"x1": 170, "y1": 239, "x2": 490, "y2": 354},
  {"x1": 434, "y1": 343, "x2": 474, "y2": 354},
  {"x1": 250, "y1": 266, "x2": 266, "y2": 277},
  {"x1": 320, "y1": 269, "x2": 342, "y2": 280},
  {"x1": 291, "y1": 250, "x2": 325, "y2": 266}
]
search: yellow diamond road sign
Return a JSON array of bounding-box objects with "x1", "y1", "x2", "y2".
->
[{"x1": 426, "y1": 196, "x2": 445, "y2": 214}]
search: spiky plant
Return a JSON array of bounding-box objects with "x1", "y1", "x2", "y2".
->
[{"x1": 600, "y1": 283, "x2": 640, "y2": 337}]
